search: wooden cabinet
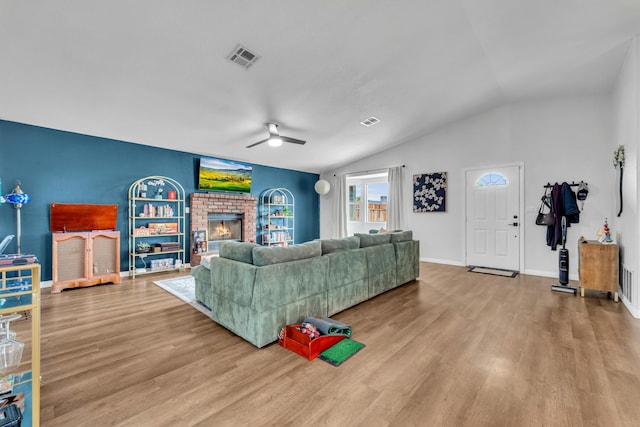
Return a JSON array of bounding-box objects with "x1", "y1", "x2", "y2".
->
[
  {"x1": 52, "y1": 231, "x2": 121, "y2": 293},
  {"x1": 578, "y1": 239, "x2": 619, "y2": 302},
  {"x1": 0, "y1": 263, "x2": 40, "y2": 426},
  {"x1": 260, "y1": 188, "x2": 294, "y2": 246}
]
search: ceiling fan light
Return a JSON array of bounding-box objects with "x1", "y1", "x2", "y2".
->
[{"x1": 267, "y1": 136, "x2": 283, "y2": 147}]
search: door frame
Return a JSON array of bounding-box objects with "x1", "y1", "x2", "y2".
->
[{"x1": 462, "y1": 162, "x2": 525, "y2": 271}]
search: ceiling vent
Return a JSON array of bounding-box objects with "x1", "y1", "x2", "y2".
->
[
  {"x1": 227, "y1": 44, "x2": 260, "y2": 69},
  {"x1": 360, "y1": 116, "x2": 381, "y2": 127}
]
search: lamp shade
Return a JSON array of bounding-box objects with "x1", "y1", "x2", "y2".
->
[
  {"x1": 314, "y1": 179, "x2": 330, "y2": 195},
  {"x1": 3, "y1": 181, "x2": 29, "y2": 254},
  {"x1": 3, "y1": 193, "x2": 30, "y2": 206}
]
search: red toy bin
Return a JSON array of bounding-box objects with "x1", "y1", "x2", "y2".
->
[{"x1": 278, "y1": 324, "x2": 346, "y2": 360}]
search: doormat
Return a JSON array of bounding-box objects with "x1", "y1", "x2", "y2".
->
[
  {"x1": 468, "y1": 266, "x2": 518, "y2": 278},
  {"x1": 318, "y1": 338, "x2": 365, "y2": 367}
]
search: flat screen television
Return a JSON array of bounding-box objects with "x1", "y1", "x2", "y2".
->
[{"x1": 198, "y1": 156, "x2": 252, "y2": 193}]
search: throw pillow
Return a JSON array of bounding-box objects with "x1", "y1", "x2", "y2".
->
[
  {"x1": 199, "y1": 253, "x2": 219, "y2": 269},
  {"x1": 200, "y1": 256, "x2": 211, "y2": 270}
]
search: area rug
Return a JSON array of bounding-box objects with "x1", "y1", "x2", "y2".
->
[
  {"x1": 468, "y1": 266, "x2": 518, "y2": 278},
  {"x1": 318, "y1": 338, "x2": 365, "y2": 367},
  {"x1": 152, "y1": 276, "x2": 212, "y2": 317}
]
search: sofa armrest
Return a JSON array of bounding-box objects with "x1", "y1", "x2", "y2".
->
[{"x1": 394, "y1": 240, "x2": 420, "y2": 285}]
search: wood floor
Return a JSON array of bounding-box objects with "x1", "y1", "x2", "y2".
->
[{"x1": 36, "y1": 263, "x2": 640, "y2": 426}]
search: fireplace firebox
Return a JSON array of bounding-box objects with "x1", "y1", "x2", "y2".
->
[{"x1": 208, "y1": 213, "x2": 242, "y2": 251}]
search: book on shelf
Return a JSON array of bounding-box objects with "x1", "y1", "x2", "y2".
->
[{"x1": 142, "y1": 204, "x2": 175, "y2": 218}]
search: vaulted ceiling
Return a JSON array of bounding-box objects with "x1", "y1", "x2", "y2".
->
[{"x1": 1, "y1": 1, "x2": 639, "y2": 173}]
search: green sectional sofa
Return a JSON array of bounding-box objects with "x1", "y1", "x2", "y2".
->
[{"x1": 191, "y1": 231, "x2": 419, "y2": 348}]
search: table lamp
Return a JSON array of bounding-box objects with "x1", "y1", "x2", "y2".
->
[{"x1": 3, "y1": 181, "x2": 30, "y2": 254}]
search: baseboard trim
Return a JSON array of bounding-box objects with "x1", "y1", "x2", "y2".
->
[
  {"x1": 422, "y1": 257, "x2": 465, "y2": 266},
  {"x1": 523, "y1": 269, "x2": 579, "y2": 282},
  {"x1": 620, "y1": 293, "x2": 640, "y2": 318}
]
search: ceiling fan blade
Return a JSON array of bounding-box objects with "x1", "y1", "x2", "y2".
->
[
  {"x1": 246, "y1": 138, "x2": 269, "y2": 148},
  {"x1": 282, "y1": 136, "x2": 306, "y2": 145}
]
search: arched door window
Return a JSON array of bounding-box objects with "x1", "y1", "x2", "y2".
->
[{"x1": 476, "y1": 172, "x2": 507, "y2": 187}]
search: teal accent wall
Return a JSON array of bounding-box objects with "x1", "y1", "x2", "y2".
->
[{"x1": 0, "y1": 120, "x2": 320, "y2": 281}]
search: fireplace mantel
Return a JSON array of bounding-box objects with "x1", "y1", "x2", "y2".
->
[{"x1": 190, "y1": 193, "x2": 257, "y2": 266}]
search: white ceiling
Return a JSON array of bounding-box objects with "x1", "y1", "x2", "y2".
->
[{"x1": 1, "y1": 1, "x2": 639, "y2": 173}]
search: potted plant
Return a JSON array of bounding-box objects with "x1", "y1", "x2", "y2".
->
[
  {"x1": 282, "y1": 207, "x2": 292, "y2": 217},
  {"x1": 136, "y1": 242, "x2": 151, "y2": 253}
]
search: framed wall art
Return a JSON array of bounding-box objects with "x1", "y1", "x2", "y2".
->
[
  {"x1": 413, "y1": 172, "x2": 447, "y2": 212},
  {"x1": 193, "y1": 230, "x2": 207, "y2": 254}
]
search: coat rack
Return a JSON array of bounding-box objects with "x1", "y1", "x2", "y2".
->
[{"x1": 543, "y1": 181, "x2": 586, "y2": 188}]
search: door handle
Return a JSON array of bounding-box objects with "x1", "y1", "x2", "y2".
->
[{"x1": 511, "y1": 222, "x2": 519, "y2": 226}]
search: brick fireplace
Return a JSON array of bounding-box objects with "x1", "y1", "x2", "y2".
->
[{"x1": 190, "y1": 192, "x2": 257, "y2": 266}]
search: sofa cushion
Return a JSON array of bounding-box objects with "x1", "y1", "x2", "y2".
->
[
  {"x1": 320, "y1": 236, "x2": 360, "y2": 255},
  {"x1": 390, "y1": 230, "x2": 413, "y2": 243},
  {"x1": 252, "y1": 240, "x2": 322, "y2": 266},
  {"x1": 219, "y1": 241, "x2": 259, "y2": 264},
  {"x1": 355, "y1": 233, "x2": 391, "y2": 247}
]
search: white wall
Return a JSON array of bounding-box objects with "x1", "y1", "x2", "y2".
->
[
  {"x1": 320, "y1": 95, "x2": 614, "y2": 279},
  {"x1": 612, "y1": 36, "x2": 639, "y2": 316}
]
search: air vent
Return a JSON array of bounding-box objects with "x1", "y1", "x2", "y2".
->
[
  {"x1": 360, "y1": 116, "x2": 381, "y2": 127},
  {"x1": 621, "y1": 263, "x2": 633, "y2": 303},
  {"x1": 227, "y1": 44, "x2": 260, "y2": 69}
]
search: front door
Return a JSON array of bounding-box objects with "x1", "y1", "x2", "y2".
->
[{"x1": 465, "y1": 166, "x2": 520, "y2": 271}]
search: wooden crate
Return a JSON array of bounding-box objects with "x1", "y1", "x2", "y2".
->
[{"x1": 278, "y1": 324, "x2": 345, "y2": 360}]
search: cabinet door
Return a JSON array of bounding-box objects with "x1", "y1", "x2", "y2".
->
[
  {"x1": 579, "y1": 242, "x2": 618, "y2": 292},
  {"x1": 52, "y1": 232, "x2": 89, "y2": 283},
  {"x1": 90, "y1": 231, "x2": 120, "y2": 280}
]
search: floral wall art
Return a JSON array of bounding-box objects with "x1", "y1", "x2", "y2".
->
[{"x1": 413, "y1": 172, "x2": 447, "y2": 212}]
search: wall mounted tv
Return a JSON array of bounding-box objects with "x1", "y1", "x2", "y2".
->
[{"x1": 197, "y1": 156, "x2": 252, "y2": 193}]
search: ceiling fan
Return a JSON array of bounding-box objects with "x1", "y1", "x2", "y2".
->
[{"x1": 246, "y1": 123, "x2": 307, "y2": 148}]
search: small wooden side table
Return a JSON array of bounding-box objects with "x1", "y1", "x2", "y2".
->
[{"x1": 578, "y1": 239, "x2": 619, "y2": 302}]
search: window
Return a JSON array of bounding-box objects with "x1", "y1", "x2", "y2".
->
[
  {"x1": 476, "y1": 172, "x2": 507, "y2": 187},
  {"x1": 349, "y1": 184, "x2": 361, "y2": 221},
  {"x1": 366, "y1": 182, "x2": 388, "y2": 222},
  {"x1": 347, "y1": 173, "x2": 388, "y2": 234}
]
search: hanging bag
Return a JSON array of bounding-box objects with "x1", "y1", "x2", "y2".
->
[{"x1": 536, "y1": 194, "x2": 555, "y2": 226}]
